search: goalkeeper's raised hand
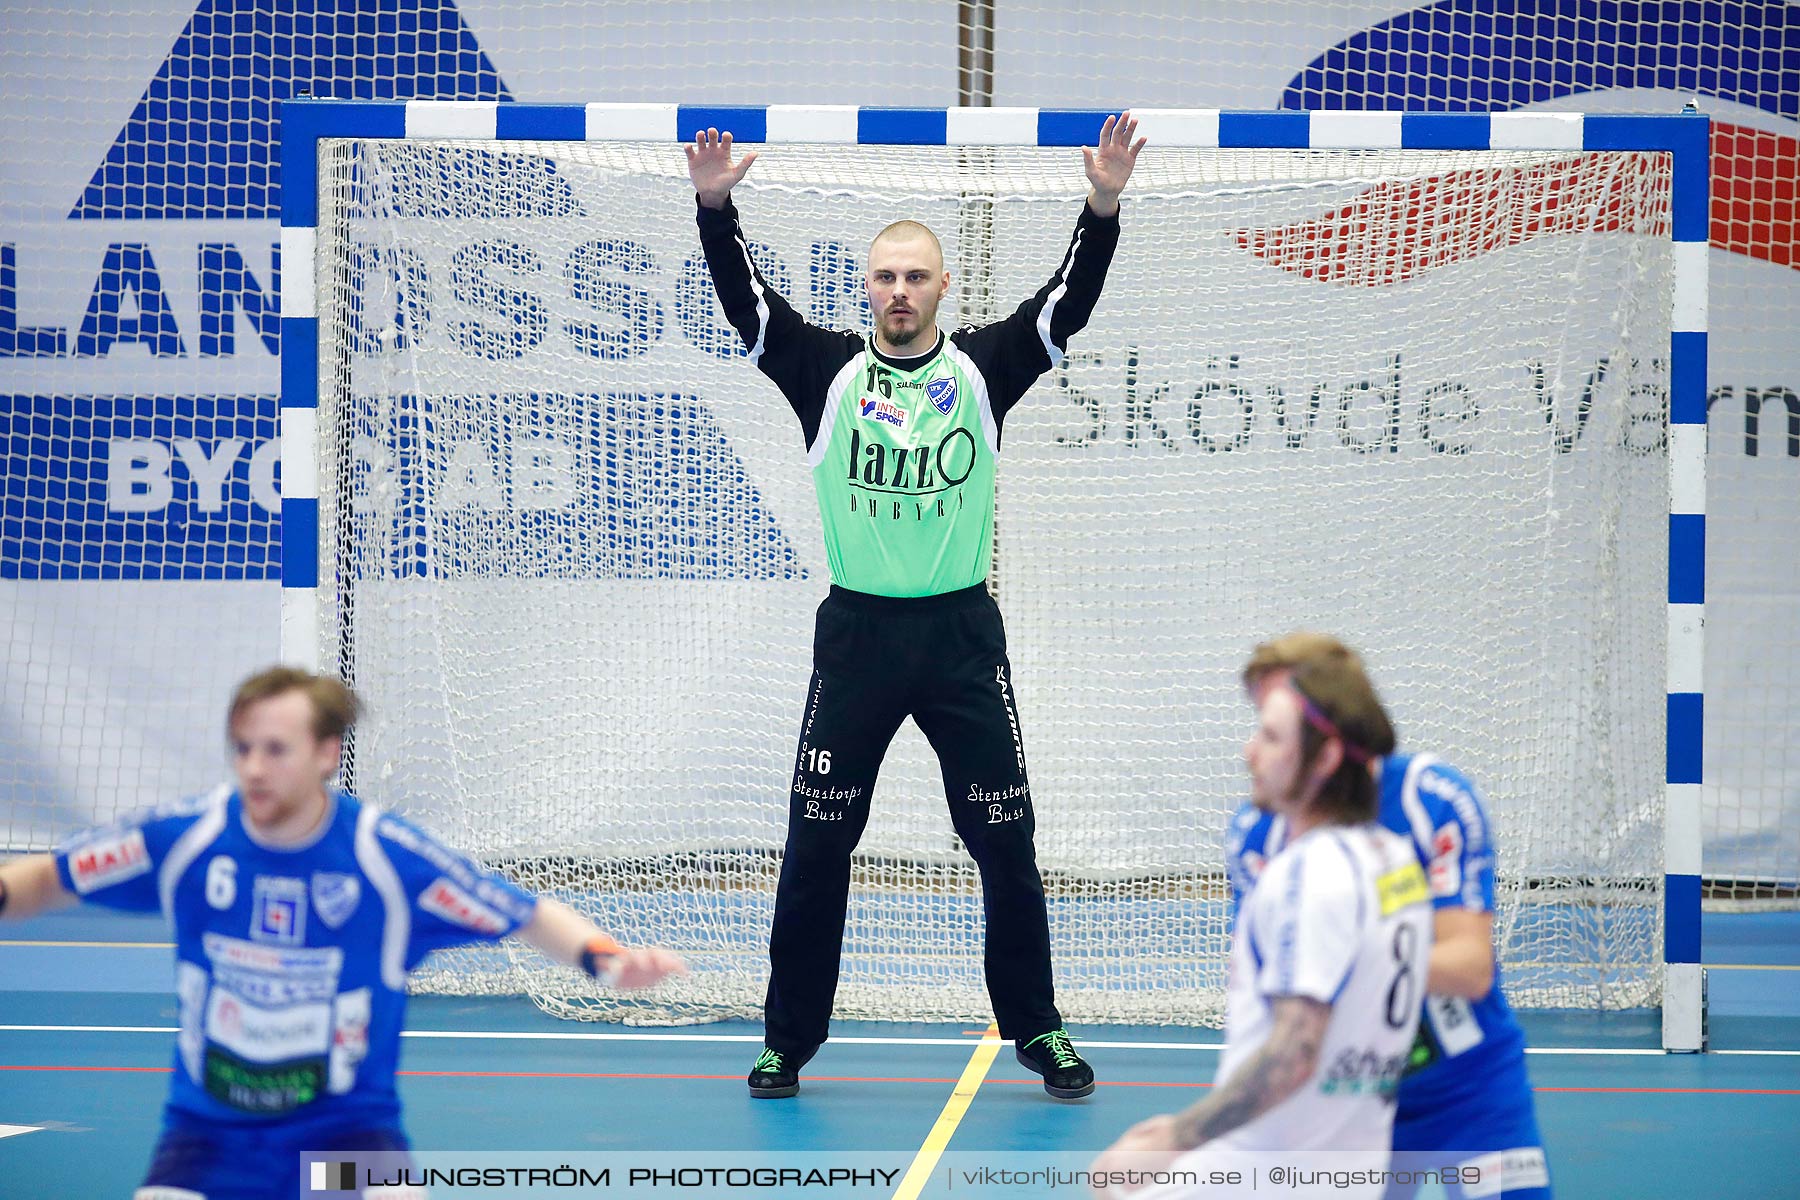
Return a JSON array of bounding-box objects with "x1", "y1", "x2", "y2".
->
[
  {"x1": 1084, "y1": 110, "x2": 1146, "y2": 218},
  {"x1": 687, "y1": 127, "x2": 758, "y2": 210}
]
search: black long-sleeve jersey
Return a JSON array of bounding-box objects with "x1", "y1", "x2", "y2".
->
[{"x1": 696, "y1": 196, "x2": 1120, "y2": 596}]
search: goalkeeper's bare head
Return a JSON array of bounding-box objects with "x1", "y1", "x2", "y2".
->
[{"x1": 866, "y1": 221, "x2": 950, "y2": 353}]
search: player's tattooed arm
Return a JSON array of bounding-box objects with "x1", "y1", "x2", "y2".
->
[{"x1": 1169, "y1": 996, "x2": 1331, "y2": 1149}]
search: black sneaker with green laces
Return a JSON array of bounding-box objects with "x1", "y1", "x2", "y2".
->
[
  {"x1": 1015, "y1": 1028, "x2": 1095, "y2": 1099},
  {"x1": 747, "y1": 1045, "x2": 815, "y2": 1099}
]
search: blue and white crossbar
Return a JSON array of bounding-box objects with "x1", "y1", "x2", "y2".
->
[{"x1": 278, "y1": 102, "x2": 1708, "y2": 1050}]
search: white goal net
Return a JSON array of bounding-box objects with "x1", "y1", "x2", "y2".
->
[{"x1": 312, "y1": 133, "x2": 1672, "y2": 1024}]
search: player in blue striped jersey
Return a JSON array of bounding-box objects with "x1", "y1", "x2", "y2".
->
[
  {"x1": 1226, "y1": 633, "x2": 1551, "y2": 1200},
  {"x1": 0, "y1": 667, "x2": 685, "y2": 1200}
]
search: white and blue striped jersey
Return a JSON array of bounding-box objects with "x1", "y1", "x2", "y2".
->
[
  {"x1": 1226, "y1": 753, "x2": 1533, "y2": 1127},
  {"x1": 54, "y1": 787, "x2": 535, "y2": 1129},
  {"x1": 1215, "y1": 822, "x2": 1433, "y2": 1164}
]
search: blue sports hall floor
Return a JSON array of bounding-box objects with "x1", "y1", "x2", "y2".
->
[{"x1": 1, "y1": 909, "x2": 1795, "y2": 1198}]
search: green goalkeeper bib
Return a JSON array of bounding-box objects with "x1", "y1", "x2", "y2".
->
[{"x1": 811, "y1": 338, "x2": 998, "y2": 597}]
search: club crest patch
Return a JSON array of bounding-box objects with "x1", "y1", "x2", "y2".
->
[
  {"x1": 310, "y1": 872, "x2": 361, "y2": 929},
  {"x1": 927, "y1": 376, "x2": 957, "y2": 414}
]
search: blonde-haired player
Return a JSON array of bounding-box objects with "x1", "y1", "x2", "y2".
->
[{"x1": 0, "y1": 666, "x2": 685, "y2": 1200}]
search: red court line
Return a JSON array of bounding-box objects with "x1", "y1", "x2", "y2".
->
[
  {"x1": 0, "y1": 1064, "x2": 170, "y2": 1073},
  {"x1": 1, "y1": 1065, "x2": 1795, "y2": 1095},
  {"x1": 0, "y1": 1065, "x2": 1194, "y2": 1087},
  {"x1": 1535, "y1": 1085, "x2": 1800, "y2": 1096}
]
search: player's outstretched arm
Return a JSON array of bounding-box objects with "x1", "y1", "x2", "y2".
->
[
  {"x1": 686, "y1": 128, "x2": 758, "y2": 210},
  {"x1": 514, "y1": 896, "x2": 688, "y2": 989},
  {"x1": 1083, "y1": 111, "x2": 1146, "y2": 218},
  {"x1": 0, "y1": 855, "x2": 77, "y2": 920}
]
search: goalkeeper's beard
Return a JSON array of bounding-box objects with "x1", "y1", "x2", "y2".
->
[{"x1": 879, "y1": 313, "x2": 930, "y2": 349}]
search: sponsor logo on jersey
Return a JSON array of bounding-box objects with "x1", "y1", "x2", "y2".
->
[
  {"x1": 927, "y1": 376, "x2": 957, "y2": 414},
  {"x1": 1418, "y1": 768, "x2": 1486, "y2": 852},
  {"x1": 1319, "y1": 1045, "x2": 1410, "y2": 1098},
  {"x1": 1423, "y1": 992, "x2": 1485, "y2": 1058},
  {"x1": 329, "y1": 987, "x2": 372, "y2": 1094},
  {"x1": 202, "y1": 933, "x2": 341, "y2": 1005},
  {"x1": 1458, "y1": 1146, "x2": 1551, "y2": 1198},
  {"x1": 377, "y1": 816, "x2": 470, "y2": 876},
  {"x1": 377, "y1": 817, "x2": 536, "y2": 923},
  {"x1": 202, "y1": 933, "x2": 341, "y2": 976},
  {"x1": 420, "y1": 877, "x2": 509, "y2": 935},
  {"x1": 1377, "y1": 861, "x2": 1429, "y2": 916},
  {"x1": 206, "y1": 989, "x2": 331, "y2": 1062},
  {"x1": 203, "y1": 1043, "x2": 325, "y2": 1114},
  {"x1": 311, "y1": 872, "x2": 361, "y2": 929},
  {"x1": 1428, "y1": 821, "x2": 1465, "y2": 898},
  {"x1": 1461, "y1": 850, "x2": 1495, "y2": 911},
  {"x1": 860, "y1": 396, "x2": 908, "y2": 429},
  {"x1": 66, "y1": 828, "x2": 151, "y2": 893},
  {"x1": 252, "y1": 876, "x2": 307, "y2": 945},
  {"x1": 176, "y1": 961, "x2": 208, "y2": 1084}
]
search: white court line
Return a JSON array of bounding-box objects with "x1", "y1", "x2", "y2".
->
[
  {"x1": 0, "y1": 1025, "x2": 179, "y2": 1034},
  {"x1": 12, "y1": 942, "x2": 1800, "y2": 974},
  {"x1": 3, "y1": 1025, "x2": 1796, "y2": 1055},
  {"x1": 0, "y1": 940, "x2": 174, "y2": 948},
  {"x1": 0, "y1": 1124, "x2": 42, "y2": 1139}
]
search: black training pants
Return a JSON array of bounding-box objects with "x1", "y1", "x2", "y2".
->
[{"x1": 762, "y1": 582, "x2": 1063, "y2": 1054}]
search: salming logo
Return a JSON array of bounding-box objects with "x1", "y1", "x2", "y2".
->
[{"x1": 995, "y1": 665, "x2": 1025, "y2": 775}]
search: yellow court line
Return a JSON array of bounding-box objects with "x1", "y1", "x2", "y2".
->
[
  {"x1": 891, "y1": 1022, "x2": 1002, "y2": 1200},
  {"x1": 1705, "y1": 963, "x2": 1800, "y2": 971}
]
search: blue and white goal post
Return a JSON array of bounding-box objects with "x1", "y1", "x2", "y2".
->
[{"x1": 273, "y1": 103, "x2": 1706, "y2": 1043}]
